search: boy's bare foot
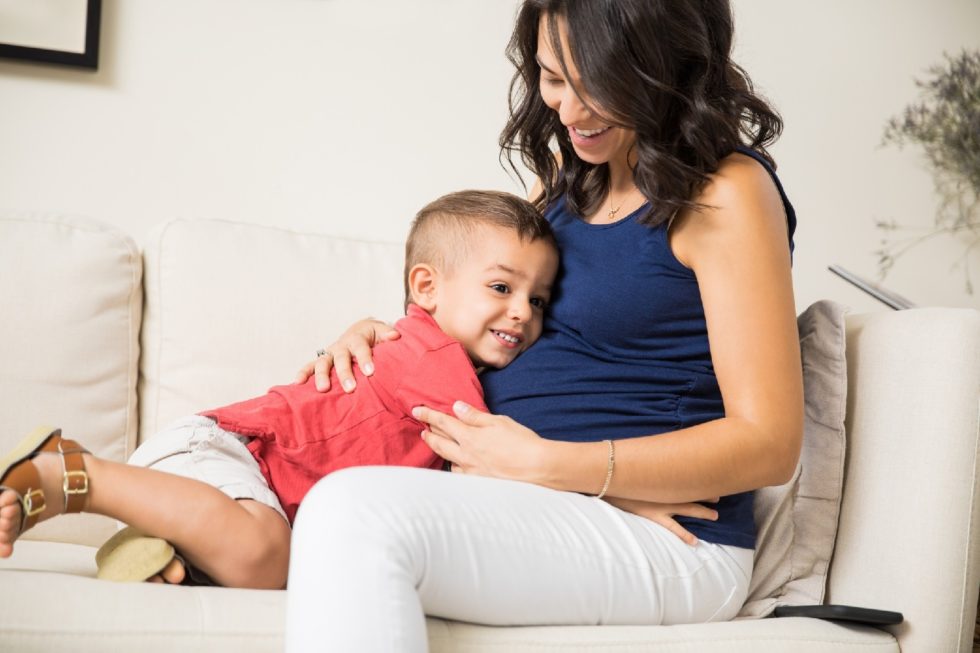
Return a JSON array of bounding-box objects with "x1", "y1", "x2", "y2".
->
[
  {"x1": 0, "y1": 489, "x2": 23, "y2": 557},
  {"x1": 0, "y1": 452, "x2": 70, "y2": 558},
  {"x1": 147, "y1": 557, "x2": 187, "y2": 584}
]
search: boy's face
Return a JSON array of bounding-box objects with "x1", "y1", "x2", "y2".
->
[{"x1": 423, "y1": 225, "x2": 559, "y2": 369}]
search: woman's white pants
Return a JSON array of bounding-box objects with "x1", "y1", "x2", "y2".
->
[{"x1": 285, "y1": 466, "x2": 752, "y2": 653}]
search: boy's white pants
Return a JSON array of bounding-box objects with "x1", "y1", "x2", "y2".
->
[{"x1": 286, "y1": 466, "x2": 752, "y2": 653}]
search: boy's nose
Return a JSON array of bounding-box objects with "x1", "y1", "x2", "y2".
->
[{"x1": 508, "y1": 299, "x2": 532, "y2": 323}]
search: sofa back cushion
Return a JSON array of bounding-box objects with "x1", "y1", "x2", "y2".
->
[
  {"x1": 0, "y1": 215, "x2": 142, "y2": 546},
  {"x1": 139, "y1": 219, "x2": 404, "y2": 443}
]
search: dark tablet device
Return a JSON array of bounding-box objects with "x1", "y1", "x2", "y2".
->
[
  {"x1": 827, "y1": 265, "x2": 916, "y2": 310},
  {"x1": 774, "y1": 604, "x2": 904, "y2": 625}
]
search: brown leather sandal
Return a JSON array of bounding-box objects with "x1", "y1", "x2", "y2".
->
[{"x1": 0, "y1": 426, "x2": 89, "y2": 537}]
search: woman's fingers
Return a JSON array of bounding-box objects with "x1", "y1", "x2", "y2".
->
[
  {"x1": 450, "y1": 401, "x2": 494, "y2": 425},
  {"x1": 294, "y1": 360, "x2": 316, "y2": 384},
  {"x1": 674, "y1": 502, "x2": 719, "y2": 521},
  {"x1": 312, "y1": 353, "x2": 335, "y2": 392},
  {"x1": 657, "y1": 518, "x2": 700, "y2": 547},
  {"x1": 307, "y1": 319, "x2": 401, "y2": 393},
  {"x1": 412, "y1": 406, "x2": 459, "y2": 441},
  {"x1": 329, "y1": 348, "x2": 355, "y2": 393},
  {"x1": 414, "y1": 406, "x2": 471, "y2": 470},
  {"x1": 604, "y1": 497, "x2": 719, "y2": 546},
  {"x1": 420, "y1": 428, "x2": 464, "y2": 467},
  {"x1": 333, "y1": 320, "x2": 401, "y2": 393}
]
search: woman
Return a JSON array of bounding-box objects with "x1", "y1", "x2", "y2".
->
[{"x1": 287, "y1": 1, "x2": 802, "y2": 650}]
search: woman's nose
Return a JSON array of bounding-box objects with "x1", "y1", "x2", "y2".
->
[{"x1": 558, "y1": 87, "x2": 591, "y2": 125}]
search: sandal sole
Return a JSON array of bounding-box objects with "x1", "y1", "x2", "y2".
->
[
  {"x1": 0, "y1": 425, "x2": 60, "y2": 480},
  {"x1": 96, "y1": 526, "x2": 176, "y2": 582}
]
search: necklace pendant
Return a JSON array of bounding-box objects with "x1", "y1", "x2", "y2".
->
[{"x1": 607, "y1": 209, "x2": 617, "y2": 220}]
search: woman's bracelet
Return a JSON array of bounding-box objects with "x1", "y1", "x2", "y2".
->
[{"x1": 596, "y1": 439, "x2": 615, "y2": 499}]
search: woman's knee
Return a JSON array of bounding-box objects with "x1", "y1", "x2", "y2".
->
[
  {"x1": 293, "y1": 466, "x2": 424, "y2": 553},
  {"x1": 298, "y1": 467, "x2": 390, "y2": 524}
]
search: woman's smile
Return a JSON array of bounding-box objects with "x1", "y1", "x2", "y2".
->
[{"x1": 567, "y1": 125, "x2": 613, "y2": 148}]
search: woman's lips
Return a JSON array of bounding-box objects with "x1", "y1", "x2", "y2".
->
[{"x1": 568, "y1": 125, "x2": 611, "y2": 147}]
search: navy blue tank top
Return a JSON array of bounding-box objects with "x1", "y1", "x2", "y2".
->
[{"x1": 482, "y1": 148, "x2": 796, "y2": 549}]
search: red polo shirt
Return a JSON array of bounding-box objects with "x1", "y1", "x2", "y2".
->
[{"x1": 202, "y1": 305, "x2": 486, "y2": 523}]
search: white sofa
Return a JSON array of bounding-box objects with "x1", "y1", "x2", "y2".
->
[{"x1": 1, "y1": 214, "x2": 978, "y2": 652}]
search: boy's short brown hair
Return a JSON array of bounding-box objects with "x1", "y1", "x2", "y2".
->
[{"x1": 403, "y1": 190, "x2": 557, "y2": 309}]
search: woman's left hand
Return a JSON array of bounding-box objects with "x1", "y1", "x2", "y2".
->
[
  {"x1": 412, "y1": 402, "x2": 550, "y2": 484},
  {"x1": 602, "y1": 496, "x2": 719, "y2": 546}
]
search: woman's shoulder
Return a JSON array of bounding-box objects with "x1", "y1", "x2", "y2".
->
[
  {"x1": 700, "y1": 150, "x2": 782, "y2": 210},
  {"x1": 670, "y1": 150, "x2": 790, "y2": 267}
]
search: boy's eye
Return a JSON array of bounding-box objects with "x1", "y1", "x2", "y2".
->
[
  {"x1": 491, "y1": 283, "x2": 510, "y2": 294},
  {"x1": 530, "y1": 297, "x2": 548, "y2": 309}
]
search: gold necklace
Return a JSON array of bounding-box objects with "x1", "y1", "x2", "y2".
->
[{"x1": 605, "y1": 185, "x2": 638, "y2": 221}]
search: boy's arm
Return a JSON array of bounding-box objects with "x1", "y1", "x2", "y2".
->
[{"x1": 393, "y1": 343, "x2": 487, "y2": 420}]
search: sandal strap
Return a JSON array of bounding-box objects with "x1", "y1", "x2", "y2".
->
[
  {"x1": 0, "y1": 429, "x2": 90, "y2": 533},
  {"x1": 58, "y1": 438, "x2": 89, "y2": 514},
  {"x1": 2, "y1": 459, "x2": 46, "y2": 532}
]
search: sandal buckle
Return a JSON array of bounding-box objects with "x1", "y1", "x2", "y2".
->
[
  {"x1": 23, "y1": 488, "x2": 45, "y2": 517},
  {"x1": 63, "y1": 470, "x2": 89, "y2": 495}
]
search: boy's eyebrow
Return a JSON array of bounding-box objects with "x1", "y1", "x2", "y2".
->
[{"x1": 485, "y1": 263, "x2": 526, "y2": 278}]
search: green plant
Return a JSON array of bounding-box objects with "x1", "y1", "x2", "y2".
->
[{"x1": 876, "y1": 49, "x2": 980, "y2": 293}]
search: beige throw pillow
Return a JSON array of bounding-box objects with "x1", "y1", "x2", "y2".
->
[{"x1": 738, "y1": 299, "x2": 849, "y2": 618}]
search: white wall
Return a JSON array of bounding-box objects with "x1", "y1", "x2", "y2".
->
[
  {"x1": 1, "y1": 0, "x2": 978, "y2": 312},
  {"x1": 733, "y1": 0, "x2": 980, "y2": 311}
]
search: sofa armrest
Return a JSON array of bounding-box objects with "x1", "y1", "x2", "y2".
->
[{"x1": 829, "y1": 308, "x2": 980, "y2": 653}]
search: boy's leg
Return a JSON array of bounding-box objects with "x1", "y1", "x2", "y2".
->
[
  {"x1": 0, "y1": 421, "x2": 289, "y2": 589},
  {"x1": 83, "y1": 457, "x2": 290, "y2": 588},
  {"x1": 121, "y1": 416, "x2": 291, "y2": 587}
]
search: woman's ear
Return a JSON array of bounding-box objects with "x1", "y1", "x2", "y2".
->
[{"x1": 407, "y1": 264, "x2": 439, "y2": 311}]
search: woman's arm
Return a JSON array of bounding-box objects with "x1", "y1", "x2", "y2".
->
[{"x1": 416, "y1": 153, "x2": 803, "y2": 503}]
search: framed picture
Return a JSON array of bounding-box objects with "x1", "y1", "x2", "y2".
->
[{"x1": 0, "y1": 0, "x2": 102, "y2": 70}]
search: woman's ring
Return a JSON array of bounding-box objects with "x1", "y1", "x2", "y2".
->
[{"x1": 315, "y1": 349, "x2": 329, "y2": 359}]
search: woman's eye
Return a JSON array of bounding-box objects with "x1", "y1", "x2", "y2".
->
[
  {"x1": 491, "y1": 283, "x2": 510, "y2": 294},
  {"x1": 541, "y1": 76, "x2": 563, "y2": 87}
]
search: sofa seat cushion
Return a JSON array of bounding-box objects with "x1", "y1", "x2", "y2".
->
[
  {"x1": 1, "y1": 541, "x2": 898, "y2": 653},
  {"x1": 427, "y1": 618, "x2": 898, "y2": 653},
  {"x1": 0, "y1": 541, "x2": 284, "y2": 653}
]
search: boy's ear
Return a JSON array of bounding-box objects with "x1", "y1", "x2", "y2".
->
[{"x1": 407, "y1": 263, "x2": 439, "y2": 311}]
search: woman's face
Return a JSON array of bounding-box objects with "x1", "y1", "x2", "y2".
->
[{"x1": 536, "y1": 15, "x2": 636, "y2": 170}]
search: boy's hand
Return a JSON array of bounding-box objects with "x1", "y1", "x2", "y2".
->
[
  {"x1": 295, "y1": 318, "x2": 399, "y2": 392},
  {"x1": 601, "y1": 496, "x2": 720, "y2": 546}
]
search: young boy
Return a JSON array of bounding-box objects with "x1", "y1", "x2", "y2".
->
[{"x1": 0, "y1": 190, "x2": 559, "y2": 588}]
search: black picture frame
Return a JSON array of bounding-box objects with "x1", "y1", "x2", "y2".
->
[{"x1": 0, "y1": 0, "x2": 102, "y2": 70}]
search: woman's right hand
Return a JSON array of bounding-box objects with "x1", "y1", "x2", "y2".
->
[{"x1": 295, "y1": 318, "x2": 400, "y2": 392}]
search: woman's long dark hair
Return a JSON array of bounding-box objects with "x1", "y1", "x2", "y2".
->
[{"x1": 499, "y1": 0, "x2": 783, "y2": 225}]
